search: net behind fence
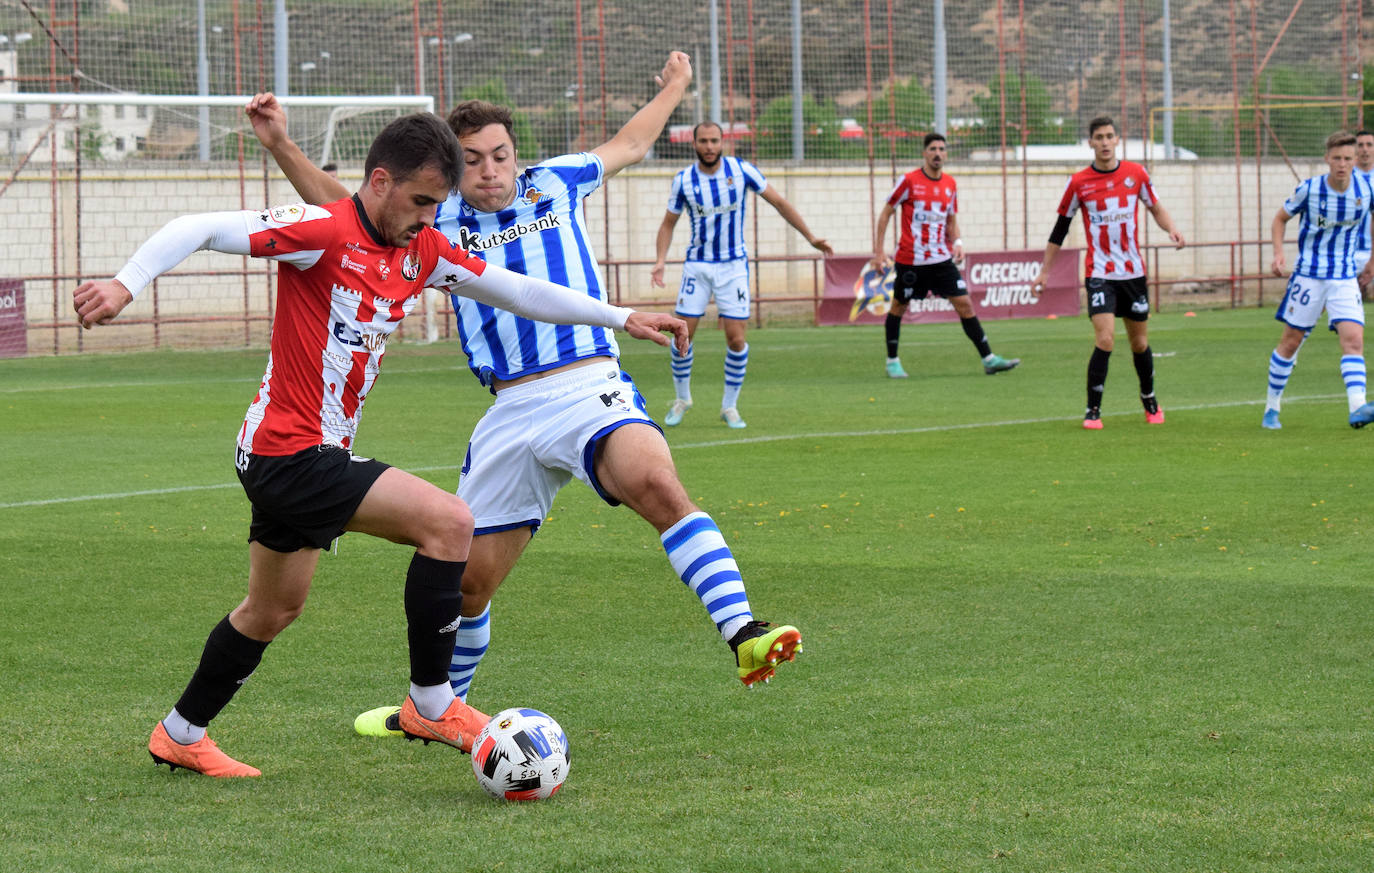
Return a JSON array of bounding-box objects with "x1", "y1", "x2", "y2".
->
[{"x1": 1, "y1": 0, "x2": 1369, "y2": 355}]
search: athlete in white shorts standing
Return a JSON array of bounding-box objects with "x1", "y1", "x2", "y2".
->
[
  {"x1": 249, "y1": 54, "x2": 804, "y2": 743},
  {"x1": 651, "y1": 121, "x2": 833, "y2": 429},
  {"x1": 1263, "y1": 130, "x2": 1374, "y2": 430},
  {"x1": 1353, "y1": 129, "x2": 1373, "y2": 299}
]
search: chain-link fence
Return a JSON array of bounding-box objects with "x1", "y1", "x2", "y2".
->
[{"x1": 1, "y1": 0, "x2": 1370, "y2": 354}]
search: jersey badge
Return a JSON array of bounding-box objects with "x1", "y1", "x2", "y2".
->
[
  {"x1": 1123, "y1": 176, "x2": 1135, "y2": 189},
  {"x1": 376, "y1": 259, "x2": 391, "y2": 280},
  {"x1": 524, "y1": 186, "x2": 547, "y2": 204},
  {"x1": 401, "y1": 252, "x2": 422, "y2": 281},
  {"x1": 268, "y1": 204, "x2": 307, "y2": 224}
]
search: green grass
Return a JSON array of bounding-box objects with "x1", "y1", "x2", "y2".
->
[{"x1": 3, "y1": 308, "x2": 1373, "y2": 872}]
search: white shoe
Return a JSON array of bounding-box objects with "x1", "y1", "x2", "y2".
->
[
  {"x1": 720, "y1": 407, "x2": 747, "y2": 429},
  {"x1": 664, "y1": 399, "x2": 692, "y2": 426}
]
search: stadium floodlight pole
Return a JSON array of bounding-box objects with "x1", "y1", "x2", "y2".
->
[
  {"x1": 933, "y1": 0, "x2": 948, "y2": 136},
  {"x1": 791, "y1": 0, "x2": 803, "y2": 162},
  {"x1": 196, "y1": 0, "x2": 210, "y2": 161},
  {"x1": 1162, "y1": 0, "x2": 1175, "y2": 159},
  {"x1": 273, "y1": 0, "x2": 288, "y2": 97},
  {"x1": 708, "y1": 0, "x2": 721, "y2": 124}
]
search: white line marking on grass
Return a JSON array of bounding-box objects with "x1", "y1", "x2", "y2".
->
[{"x1": 0, "y1": 393, "x2": 1347, "y2": 509}]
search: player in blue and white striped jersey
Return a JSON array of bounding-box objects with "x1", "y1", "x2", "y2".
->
[
  {"x1": 1263, "y1": 130, "x2": 1374, "y2": 430},
  {"x1": 1354, "y1": 129, "x2": 1373, "y2": 298},
  {"x1": 651, "y1": 121, "x2": 833, "y2": 429},
  {"x1": 249, "y1": 54, "x2": 803, "y2": 726}
]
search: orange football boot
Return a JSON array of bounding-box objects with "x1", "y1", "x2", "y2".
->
[
  {"x1": 148, "y1": 721, "x2": 261, "y2": 778},
  {"x1": 397, "y1": 696, "x2": 490, "y2": 753}
]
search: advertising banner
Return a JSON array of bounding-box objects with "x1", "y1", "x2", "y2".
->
[
  {"x1": 819, "y1": 249, "x2": 1081, "y2": 326},
  {"x1": 0, "y1": 279, "x2": 25, "y2": 358}
]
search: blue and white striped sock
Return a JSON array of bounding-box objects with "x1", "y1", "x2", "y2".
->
[
  {"x1": 1340, "y1": 354, "x2": 1367, "y2": 412},
  {"x1": 671, "y1": 341, "x2": 694, "y2": 403},
  {"x1": 448, "y1": 605, "x2": 490, "y2": 702},
  {"x1": 722, "y1": 344, "x2": 749, "y2": 410},
  {"x1": 1266, "y1": 349, "x2": 1296, "y2": 411},
  {"x1": 661, "y1": 512, "x2": 752, "y2": 643}
]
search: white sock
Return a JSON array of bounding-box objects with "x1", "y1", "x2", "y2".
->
[
  {"x1": 162, "y1": 708, "x2": 206, "y2": 745},
  {"x1": 722, "y1": 344, "x2": 749, "y2": 410},
  {"x1": 1340, "y1": 355, "x2": 1367, "y2": 412},
  {"x1": 671, "y1": 342, "x2": 694, "y2": 403},
  {"x1": 1266, "y1": 349, "x2": 1296, "y2": 411},
  {"x1": 408, "y1": 682, "x2": 456, "y2": 720}
]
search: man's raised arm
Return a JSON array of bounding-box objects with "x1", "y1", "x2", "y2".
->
[
  {"x1": 590, "y1": 51, "x2": 692, "y2": 178},
  {"x1": 246, "y1": 93, "x2": 350, "y2": 205}
]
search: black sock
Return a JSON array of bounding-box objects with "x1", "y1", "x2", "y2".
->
[
  {"x1": 960, "y1": 316, "x2": 992, "y2": 358},
  {"x1": 405, "y1": 553, "x2": 466, "y2": 687},
  {"x1": 884, "y1": 313, "x2": 901, "y2": 359},
  {"x1": 1087, "y1": 347, "x2": 1111, "y2": 411},
  {"x1": 1133, "y1": 347, "x2": 1155, "y2": 397},
  {"x1": 173, "y1": 615, "x2": 269, "y2": 727}
]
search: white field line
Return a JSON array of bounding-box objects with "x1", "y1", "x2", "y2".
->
[{"x1": 0, "y1": 393, "x2": 1345, "y2": 510}]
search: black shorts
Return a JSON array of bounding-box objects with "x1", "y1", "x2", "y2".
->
[
  {"x1": 235, "y1": 445, "x2": 390, "y2": 552},
  {"x1": 1086, "y1": 276, "x2": 1150, "y2": 321},
  {"x1": 892, "y1": 259, "x2": 968, "y2": 303}
]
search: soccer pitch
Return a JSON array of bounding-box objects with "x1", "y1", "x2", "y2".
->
[{"x1": 2, "y1": 308, "x2": 1372, "y2": 872}]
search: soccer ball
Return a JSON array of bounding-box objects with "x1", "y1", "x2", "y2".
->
[{"x1": 471, "y1": 708, "x2": 570, "y2": 801}]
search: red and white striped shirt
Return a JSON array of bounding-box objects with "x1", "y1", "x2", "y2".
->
[
  {"x1": 887, "y1": 169, "x2": 957, "y2": 265},
  {"x1": 114, "y1": 196, "x2": 633, "y2": 459},
  {"x1": 1056, "y1": 160, "x2": 1157, "y2": 279}
]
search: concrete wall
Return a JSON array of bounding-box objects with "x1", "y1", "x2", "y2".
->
[{"x1": 3, "y1": 156, "x2": 1325, "y2": 335}]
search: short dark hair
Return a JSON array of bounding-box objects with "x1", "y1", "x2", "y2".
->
[
  {"x1": 447, "y1": 100, "x2": 517, "y2": 147},
  {"x1": 693, "y1": 121, "x2": 723, "y2": 140},
  {"x1": 320, "y1": 162, "x2": 338, "y2": 173},
  {"x1": 923, "y1": 132, "x2": 946, "y2": 148},
  {"x1": 1355, "y1": 129, "x2": 1373, "y2": 139},
  {"x1": 1088, "y1": 115, "x2": 1115, "y2": 137},
  {"x1": 1326, "y1": 130, "x2": 1358, "y2": 151},
  {"x1": 363, "y1": 113, "x2": 462, "y2": 191}
]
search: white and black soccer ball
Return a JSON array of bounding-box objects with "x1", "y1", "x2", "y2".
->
[{"x1": 471, "y1": 708, "x2": 570, "y2": 801}]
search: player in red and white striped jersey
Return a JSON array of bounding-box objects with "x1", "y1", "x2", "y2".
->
[
  {"x1": 1031, "y1": 116, "x2": 1185, "y2": 429},
  {"x1": 72, "y1": 112, "x2": 687, "y2": 778},
  {"x1": 868, "y1": 132, "x2": 1018, "y2": 379}
]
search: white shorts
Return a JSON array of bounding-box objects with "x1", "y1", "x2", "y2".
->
[
  {"x1": 1274, "y1": 274, "x2": 1365, "y2": 332},
  {"x1": 457, "y1": 361, "x2": 659, "y2": 533},
  {"x1": 676, "y1": 259, "x2": 751, "y2": 320}
]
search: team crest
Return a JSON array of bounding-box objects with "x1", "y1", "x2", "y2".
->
[
  {"x1": 401, "y1": 252, "x2": 422, "y2": 281},
  {"x1": 376, "y1": 259, "x2": 391, "y2": 280},
  {"x1": 1123, "y1": 176, "x2": 1135, "y2": 188},
  {"x1": 524, "y1": 186, "x2": 546, "y2": 204},
  {"x1": 267, "y1": 204, "x2": 306, "y2": 224}
]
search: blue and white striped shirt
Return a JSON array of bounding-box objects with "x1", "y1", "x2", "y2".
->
[
  {"x1": 1356, "y1": 167, "x2": 1373, "y2": 255},
  {"x1": 434, "y1": 153, "x2": 617, "y2": 388},
  {"x1": 1283, "y1": 172, "x2": 1373, "y2": 279},
  {"x1": 667, "y1": 156, "x2": 767, "y2": 263}
]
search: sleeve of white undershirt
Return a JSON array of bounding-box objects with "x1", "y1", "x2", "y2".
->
[
  {"x1": 113, "y1": 211, "x2": 257, "y2": 299},
  {"x1": 428, "y1": 256, "x2": 632, "y2": 330}
]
